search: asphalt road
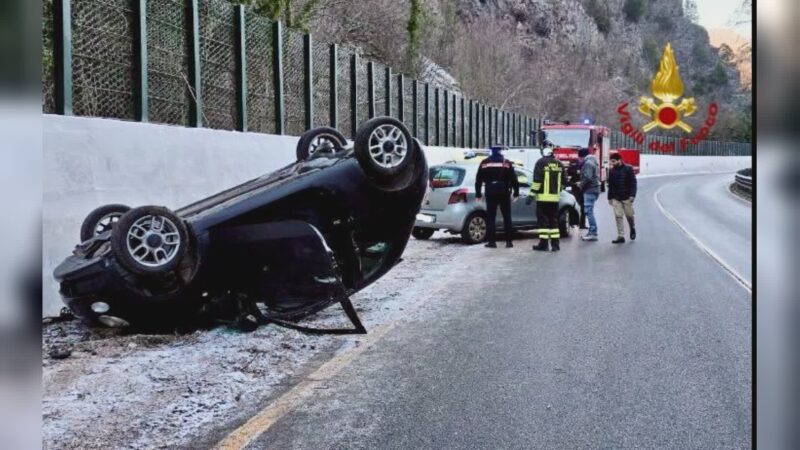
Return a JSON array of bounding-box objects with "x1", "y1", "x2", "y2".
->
[{"x1": 232, "y1": 174, "x2": 752, "y2": 450}]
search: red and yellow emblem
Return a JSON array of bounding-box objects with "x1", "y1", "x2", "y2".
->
[{"x1": 638, "y1": 43, "x2": 696, "y2": 132}]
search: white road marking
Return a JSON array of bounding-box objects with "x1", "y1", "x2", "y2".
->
[
  {"x1": 213, "y1": 322, "x2": 396, "y2": 450},
  {"x1": 654, "y1": 184, "x2": 751, "y2": 293}
]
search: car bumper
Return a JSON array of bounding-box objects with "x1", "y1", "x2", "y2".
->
[{"x1": 414, "y1": 203, "x2": 475, "y2": 232}]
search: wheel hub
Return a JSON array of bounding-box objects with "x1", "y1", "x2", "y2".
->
[{"x1": 145, "y1": 233, "x2": 163, "y2": 248}]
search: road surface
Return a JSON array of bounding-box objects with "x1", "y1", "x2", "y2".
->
[{"x1": 218, "y1": 174, "x2": 751, "y2": 450}]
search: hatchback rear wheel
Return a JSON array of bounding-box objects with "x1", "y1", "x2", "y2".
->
[{"x1": 461, "y1": 213, "x2": 487, "y2": 244}]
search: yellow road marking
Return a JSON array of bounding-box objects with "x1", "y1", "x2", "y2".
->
[{"x1": 213, "y1": 322, "x2": 396, "y2": 450}]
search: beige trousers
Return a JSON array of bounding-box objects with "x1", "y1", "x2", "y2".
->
[{"x1": 610, "y1": 198, "x2": 634, "y2": 237}]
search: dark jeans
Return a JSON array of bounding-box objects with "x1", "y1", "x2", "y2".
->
[
  {"x1": 572, "y1": 185, "x2": 586, "y2": 228},
  {"x1": 486, "y1": 193, "x2": 512, "y2": 243},
  {"x1": 536, "y1": 201, "x2": 560, "y2": 240}
]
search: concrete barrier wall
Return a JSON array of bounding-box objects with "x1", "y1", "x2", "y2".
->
[{"x1": 41, "y1": 115, "x2": 750, "y2": 315}]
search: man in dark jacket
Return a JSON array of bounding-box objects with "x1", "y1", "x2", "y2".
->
[
  {"x1": 475, "y1": 145, "x2": 520, "y2": 248},
  {"x1": 607, "y1": 153, "x2": 637, "y2": 243},
  {"x1": 578, "y1": 148, "x2": 601, "y2": 241}
]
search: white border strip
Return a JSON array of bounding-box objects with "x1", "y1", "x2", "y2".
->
[{"x1": 654, "y1": 184, "x2": 752, "y2": 293}]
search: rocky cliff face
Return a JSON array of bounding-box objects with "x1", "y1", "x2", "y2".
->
[{"x1": 435, "y1": 0, "x2": 746, "y2": 131}]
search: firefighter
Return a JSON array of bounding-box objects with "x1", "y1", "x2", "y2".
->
[
  {"x1": 527, "y1": 140, "x2": 565, "y2": 252},
  {"x1": 475, "y1": 144, "x2": 520, "y2": 248}
]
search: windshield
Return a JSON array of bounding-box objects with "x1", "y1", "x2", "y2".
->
[
  {"x1": 429, "y1": 166, "x2": 466, "y2": 188},
  {"x1": 543, "y1": 129, "x2": 591, "y2": 148}
]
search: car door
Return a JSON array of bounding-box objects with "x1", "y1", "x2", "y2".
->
[{"x1": 512, "y1": 168, "x2": 536, "y2": 226}]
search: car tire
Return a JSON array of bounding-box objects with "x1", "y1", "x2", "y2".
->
[
  {"x1": 296, "y1": 127, "x2": 348, "y2": 160},
  {"x1": 111, "y1": 206, "x2": 189, "y2": 276},
  {"x1": 412, "y1": 227, "x2": 435, "y2": 240},
  {"x1": 461, "y1": 212, "x2": 488, "y2": 244},
  {"x1": 80, "y1": 204, "x2": 131, "y2": 242},
  {"x1": 354, "y1": 117, "x2": 416, "y2": 186},
  {"x1": 559, "y1": 207, "x2": 573, "y2": 238}
]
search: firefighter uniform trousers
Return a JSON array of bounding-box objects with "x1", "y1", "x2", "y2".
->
[
  {"x1": 536, "y1": 201, "x2": 560, "y2": 240},
  {"x1": 486, "y1": 193, "x2": 512, "y2": 244}
]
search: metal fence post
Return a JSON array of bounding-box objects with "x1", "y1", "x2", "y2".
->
[
  {"x1": 303, "y1": 33, "x2": 313, "y2": 130},
  {"x1": 384, "y1": 67, "x2": 391, "y2": 116},
  {"x1": 54, "y1": 0, "x2": 73, "y2": 115},
  {"x1": 329, "y1": 44, "x2": 337, "y2": 128},
  {"x1": 412, "y1": 79, "x2": 418, "y2": 138},
  {"x1": 271, "y1": 21, "x2": 284, "y2": 134},
  {"x1": 188, "y1": 0, "x2": 203, "y2": 127},
  {"x1": 234, "y1": 5, "x2": 247, "y2": 131},
  {"x1": 443, "y1": 90, "x2": 449, "y2": 146},
  {"x1": 397, "y1": 74, "x2": 404, "y2": 123},
  {"x1": 350, "y1": 53, "x2": 357, "y2": 137},
  {"x1": 434, "y1": 88, "x2": 440, "y2": 146},
  {"x1": 367, "y1": 61, "x2": 375, "y2": 119},
  {"x1": 451, "y1": 94, "x2": 457, "y2": 146},
  {"x1": 134, "y1": 0, "x2": 149, "y2": 122},
  {"x1": 468, "y1": 100, "x2": 473, "y2": 148},
  {"x1": 424, "y1": 83, "x2": 430, "y2": 145},
  {"x1": 460, "y1": 97, "x2": 465, "y2": 148},
  {"x1": 487, "y1": 106, "x2": 493, "y2": 146}
]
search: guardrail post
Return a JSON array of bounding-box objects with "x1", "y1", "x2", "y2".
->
[
  {"x1": 350, "y1": 53, "x2": 357, "y2": 137},
  {"x1": 451, "y1": 94, "x2": 456, "y2": 146},
  {"x1": 384, "y1": 67, "x2": 391, "y2": 116},
  {"x1": 134, "y1": 0, "x2": 149, "y2": 122},
  {"x1": 434, "y1": 88, "x2": 440, "y2": 146},
  {"x1": 460, "y1": 97, "x2": 465, "y2": 148},
  {"x1": 412, "y1": 79, "x2": 418, "y2": 138},
  {"x1": 271, "y1": 21, "x2": 284, "y2": 134},
  {"x1": 234, "y1": 5, "x2": 247, "y2": 131},
  {"x1": 329, "y1": 44, "x2": 337, "y2": 128},
  {"x1": 54, "y1": 0, "x2": 73, "y2": 115},
  {"x1": 493, "y1": 108, "x2": 498, "y2": 145},
  {"x1": 397, "y1": 73, "x2": 404, "y2": 123},
  {"x1": 367, "y1": 61, "x2": 375, "y2": 119},
  {"x1": 487, "y1": 106, "x2": 492, "y2": 146},
  {"x1": 188, "y1": 0, "x2": 203, "y2": 127},
  {"x1": 303, "y1": 33, "x2": 313, "y2": 130}
]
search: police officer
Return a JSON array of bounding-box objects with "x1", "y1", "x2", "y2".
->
[
  {"x1": 528, "y1": 140, "x2": 565, "y2": 252},
  {"x1": 475, "y1": 144, "x2": 520, "y2": 248}
]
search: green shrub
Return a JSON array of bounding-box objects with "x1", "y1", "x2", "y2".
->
[
  {"x1": 585, "y1": 0, "x2": 611, "y2": 35},
  {"x1": 623, "y1": 0, "x2": 647, "y2": 23}
]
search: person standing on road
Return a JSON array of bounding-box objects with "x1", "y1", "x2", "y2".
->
[
  {"x1": 528, "y1": 141, "x2": 565, "y2": 252},
  {"x1": 475, "y1": 145, "x2": 520, "y2": 248},
  {"x1": 566, "y1": 160, "x2": 587, "y2": 230},
  {"x1": 577, "y1": 148, "x2": 601, "y2": 241},
  {"x1": 607, "y1": 153, "x2": 637, "y2": 243}
]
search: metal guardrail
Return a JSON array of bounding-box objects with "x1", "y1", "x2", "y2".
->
[{"x1": 734, "y1": 168, "x2": 752, "y2": 193}]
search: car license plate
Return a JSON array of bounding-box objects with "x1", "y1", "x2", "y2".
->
[{"x1": 416, "y1": 213, "x2": 436, "y2": 224}]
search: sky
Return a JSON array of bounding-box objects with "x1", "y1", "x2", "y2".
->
[{"x1": 695, "y1": 0, "x2": 751, "y2": 39}]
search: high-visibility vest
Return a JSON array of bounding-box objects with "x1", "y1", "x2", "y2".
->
[{"x1": 530, "y1": 156, "x2": 563, "y2": 203}]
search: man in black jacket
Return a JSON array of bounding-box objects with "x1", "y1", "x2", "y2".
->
[
  {"x1": 607, "y1": 153, "x2": 637, "y2": 243},
  {"x1": 476, "y1": 145, "x2": 520, "y2": 248}
]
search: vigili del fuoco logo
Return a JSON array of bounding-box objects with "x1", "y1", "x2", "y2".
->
[{"x1": 617, "y1": 43, "x2": 718, "y2": 153}]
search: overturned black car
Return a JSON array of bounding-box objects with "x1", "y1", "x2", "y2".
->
[{"x1": 54, "y1": 117, "x2": 428, "y2": 333}]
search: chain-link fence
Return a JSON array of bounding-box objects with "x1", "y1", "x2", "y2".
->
[{"x1": 43, "y1": 0, "x2": 751, "y2": 156}]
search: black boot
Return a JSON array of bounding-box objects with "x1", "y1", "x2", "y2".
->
[
  {"x1": 505, "y1": 241, "x2": 514, "y2": 248},
  {"x1": 485, "y1": 241, "x2": 497, "y2": 248},
  {"x1": 532, "y1": 239, "x2": 549, "y2": 251},
  {"x1": 628, "y1": 218, "x2": 636, "y2": 240},
  {"x1": 551, "y1": 239, "x2": 560, "y2": 252}
]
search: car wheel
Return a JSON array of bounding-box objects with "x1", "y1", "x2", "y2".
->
[
  {"x1": 354, "y1": 117, "x2": 415, "y2": 185},
  {"x1": 559, "y1": 208, "x2": 572, "y2": 238},
  {"x1": 111, "y1": 206, "x2": 189, "y2": 276},
  {"x1": 461, "y1": 213, "x2": 487, "y2": 244},
  {"x1": 296, "y1": 127, "x2": 348, "y2": 160},
  {"x1": 80, "y1": 204, "x2": 131, "y2": 242},
  {"x1": 412, "y1": 227, "x2": 435, "y2": 240}
]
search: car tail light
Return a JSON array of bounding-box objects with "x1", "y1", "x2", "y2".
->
[{"x1": 448, "y1": 188, "x2": 468, "y2": 204}]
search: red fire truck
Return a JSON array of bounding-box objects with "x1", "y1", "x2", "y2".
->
[{"x1": 535, "y1": 121, "x2": 640, "y2": 192}]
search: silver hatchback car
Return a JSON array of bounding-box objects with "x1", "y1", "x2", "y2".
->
[{"x1": 413, "y1": 160, "x2": 581, "y2": 244}]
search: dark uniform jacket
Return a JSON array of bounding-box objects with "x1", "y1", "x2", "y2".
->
[
  {"x1": 475, "y1": 155, "x2": 520, "y2": 198},
  {"x1": 530, "y1": 155, "x2": 564, "y2": 203},
  {"x1": 607, "y1": 163, "x2": 638, "y2": 200}
]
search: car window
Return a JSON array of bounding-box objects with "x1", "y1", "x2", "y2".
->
[{"x1": 429, "y1": 166, "x2": 466, "y2": 188}]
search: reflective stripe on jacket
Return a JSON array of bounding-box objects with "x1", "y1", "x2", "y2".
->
[{"x1": 530, "y1": 155, "x2": 563, "y2": 203}]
